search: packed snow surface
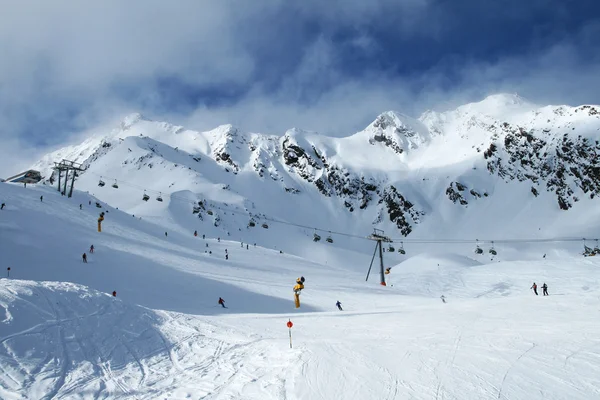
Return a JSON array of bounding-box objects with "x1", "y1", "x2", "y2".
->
[{"x1": 1, "y1": 181, "x2": 600, "y2": 399}]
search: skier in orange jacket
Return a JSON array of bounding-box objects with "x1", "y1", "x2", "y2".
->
[{"x1": 531, "y1": 282, "x2": 538, "y2": 295}]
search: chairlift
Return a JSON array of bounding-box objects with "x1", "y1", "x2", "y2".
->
[
  {"x1": 388, "y1": 245, "x2": 395, "y2": 252},
  {"x1": 207, "y1": 210, "x2": 213, "y2": 215},
  {"x1": 474, "y1": 240, "x2": 483, "y2": 255},
  {"x1": 313, "y1": 233, "x2": 321, "y2": 242},
  {"x1": 326, "y1": 236, "x2": 333, "y2": 243},
  {"x1": 398, "y1": 242, "x2": 406, "y2": 255},
  {"x1": 262, "y1": 223, "x2": 269, "y2": 229},
  {"x1": 156, "y1": 193, "x2": 163, "y2": 202},
  {"x1": 248, "y1": 220, "x2": 256, "y2": 227},
  {"x1": 98, "y1": 178, "x2": 105, "y2": 187},
  {"x1": 142, "y1": 191, "x2": 150, "y2": 201},
  {"x1": 489, "y1": 241, "x2": 497, "y2": 255},
  {"x1": 192, "y1": 205, "x2": 200, "y2": 214},
  {"x1": 112, "y1": 180, "x2": 119, "y2": 189}
]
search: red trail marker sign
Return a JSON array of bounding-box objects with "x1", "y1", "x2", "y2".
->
[{"x1": 287, "y1": 319, "x2": 293, "y2": 348}]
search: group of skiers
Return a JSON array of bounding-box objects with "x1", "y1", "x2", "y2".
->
[
  {"x1": 82, "y1": 245, "x2": 94, "y2": 263},
  {"x1": 530, "y1": 282, "x2": 549, "y2": 296}
]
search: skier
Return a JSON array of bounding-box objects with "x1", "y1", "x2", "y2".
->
[
  {"x1": 531, "y1": 282, "x2": 538, "y2": 295},
  {"x1": 225, "y1": 254, "x2": 229, "y2": 260},
  {"x1": 218, "y1": 297, "x2": 226, "y2": 308},
  {"x1": 336, "y1": 300, "x2": 343, "y2": 311},
  {"x1": 90, "y1": 245, "x2": 94, "y2": 253},
  {"x1": 202, "y1": 234, "x2": 205, "y2": 239},
  {"x1": 225, "y1": 249, "x2": 228, "y2": 254},
  {"x1": 440, "y1": 295, "x2": 447, "y2": 303},
  {"x1": 194, "y1": 230, "x2": 197, "y2": 237},
  {"x1": 112, "y1": 291, "x2": 117, "y2": 297},
  {"x1": 80, "y1": 204, "x2": 82, "y2": 210},
  {"x1": 241, "y1": 242, "x2": 243, "y2": 247},
  {"x1": 218, "y1": 237, "x2": 220, "y2": 242},
  {"x1": 542, "y1": 283, "x2": 548, "y2": 296},
  {"x1": 89, "y1": 200, "x2": 91, "y2": 205},
  {"x1": 1, "y1": 203, "x2": 5, "y2": 210},
  {"x1": 82, "y1": 253, "x2": 87, "y2": 263},
  {"x1": 246, "y1": 244, "x2": 248, "y2": 250},
  {"x1": 40, "y1": 196, "x2": 43, "y2": 202},
  {"x1": 165, "y1": 232, "x2": 168, "y2": 237}
]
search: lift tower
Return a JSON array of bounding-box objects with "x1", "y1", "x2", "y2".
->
[
  {"x1": 365, "y1": 229, "x2": 392, "y2": 286},
  {"x1": 52, "y1": 159, "x2": 85, "y2": 198}
]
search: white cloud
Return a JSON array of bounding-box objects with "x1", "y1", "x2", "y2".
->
[{"x1": 0, "y1": 0, "x2": 598, "y2": 173}]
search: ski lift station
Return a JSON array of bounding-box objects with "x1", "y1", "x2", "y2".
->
[{"x1": 2, "y1": 170, "x2": 42, "y2": 184}]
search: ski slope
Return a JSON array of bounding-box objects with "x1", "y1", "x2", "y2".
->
[{"x1": 1, "y1": 182, "x2": 600, "y2": 399}]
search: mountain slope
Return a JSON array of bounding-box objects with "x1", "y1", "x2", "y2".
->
[
  {"x1": 28, "y1": 94, "x2": 600, "y2": 252},
  {"x1": 1, "y1": 182, "x2": 600, "y2": 399}
]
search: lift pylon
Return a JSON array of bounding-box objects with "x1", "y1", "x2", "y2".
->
[{"x1": 366, "y1": 229, "x2": 392, "y2": 286}]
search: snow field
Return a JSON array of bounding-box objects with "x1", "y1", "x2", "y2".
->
[{"x1": 1, "y1": 182, "x2": 600, "y2": 399}]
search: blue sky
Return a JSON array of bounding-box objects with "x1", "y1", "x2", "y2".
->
[{"x1": 1, "y1": 0, "x2": 599, "y2": 172}]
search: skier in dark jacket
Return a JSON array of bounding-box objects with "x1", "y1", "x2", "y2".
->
[
  {"x1": 531, "y1": 282, "x2": 538, "y2": 295},
  {"x1": 336, "y1": 301, "x2": 343, "y2": 311},
  {"x1": 82, "y1": 253, "x2": 87, "y2": 263},
  {"x1": 218, "y1": 297, "x2": 226, "y2": 308},
  {"x1": 542, "y1": 283, "x2": 548, "y2": 296}
]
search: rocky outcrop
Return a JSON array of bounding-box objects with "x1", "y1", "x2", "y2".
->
[
  {"x1": 378, "y1": 185, "x2": 424, "y2": 236},
  {"x1": 484, "y1": 121, "x2": 600, "y2": 209}
]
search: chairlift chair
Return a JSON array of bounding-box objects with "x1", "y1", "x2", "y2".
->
[
  {"x1": 207, "y1": 210, "x2": 213, "y2": 215},
  {"x1": 326, "y1": 236, "x2": 333, "y2": 243},
  {"x1": 262, "y1": 223, "x2": 269, "y2": 229},
  {"x1": 156, "y1": 193, "x2": 163, "y2": 202},
  {"x1": 489, "y1": 241, "x2": 497, "y2": 255},
  {"x1": 192, "y1": 206, "x2": 200, "y2": 214},
  {"x1": 142, "y1": 192, "x2": 150, "y2": 201},
  {"x1": 98, "y1": 179, "x2": 105, "y2": 187},
  {"x1": 112, "y1": 180, "x2": 118, "y2": 189},
  {"x1": 248, "y1": 220, "x2": 256, "y2": 227},
  {"x1": 474, "y1": 239, "x2": 483, "y2": 254},
  {"x1": 388, "y1": 245, "x2": 395, "y2": 252},
  {"x1": 398, "y1": 242, "x2": 406, "y2": 254}
]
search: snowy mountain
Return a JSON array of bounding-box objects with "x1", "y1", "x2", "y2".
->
[{"x1": 29, "y1": 94, "x2": 600, "y2": 253}]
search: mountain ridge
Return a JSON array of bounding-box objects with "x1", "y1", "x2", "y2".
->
[{"x1": 29, "y1": 94, "x2": 600, "y2": 242}]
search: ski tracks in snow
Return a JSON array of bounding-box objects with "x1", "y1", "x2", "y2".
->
[{"x1": 497, "y1": 343, "x2": 537, "y2": 400}]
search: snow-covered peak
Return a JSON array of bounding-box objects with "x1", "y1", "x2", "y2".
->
[
  {"x1": 481, "y1": 92, "x2": 533, "y2": 107},
  {"x1": 355, "y1": 110, "x2": 432, "y2": 154},
  {"x1": 120, "y1": 112, "x2": 147, "y2": 130},
  {"x1": 452, "y1": 93, "x2": 538, "y2": 121}
]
